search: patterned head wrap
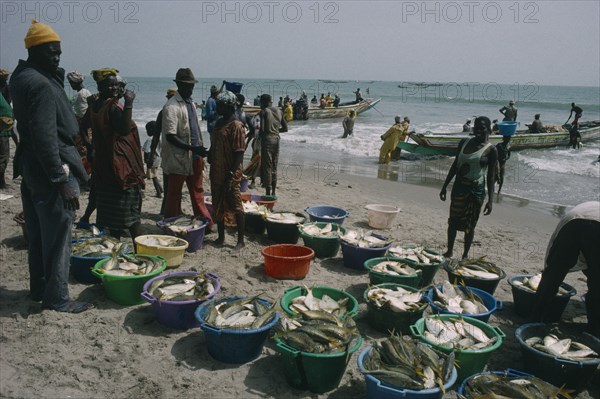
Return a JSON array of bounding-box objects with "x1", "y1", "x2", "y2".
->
[{"x1": 216, "y1": 90, "x2": 237, "y2": 106}]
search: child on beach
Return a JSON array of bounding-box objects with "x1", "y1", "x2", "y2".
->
[{"x1": 143, "y1": 121, "x2": 163, "y2": 198}]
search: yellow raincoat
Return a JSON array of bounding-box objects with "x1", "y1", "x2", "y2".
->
[{"x1": 379, "y1": 121, "x2": 408, "y2": 164}]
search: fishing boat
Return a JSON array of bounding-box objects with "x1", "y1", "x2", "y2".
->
[
  {"x1": 242, "y1": 98, "x2": 381, "y2": 120},
  {"x1": 397, "y1": 121, "x2": 600, "y2": 156}
]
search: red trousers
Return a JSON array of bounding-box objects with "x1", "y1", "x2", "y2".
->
[{"x1": 164, "y1": 158, "x2": 213, "y2": 227}]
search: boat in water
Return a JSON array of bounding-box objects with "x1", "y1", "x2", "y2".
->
[
  {"x1": 242, "y1": 98, "x2": 381, "y2": 120},
  {"x1": 397, "y1": 121, "x2": 600, "y2": 156}
]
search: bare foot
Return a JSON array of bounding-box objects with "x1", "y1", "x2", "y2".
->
[
  {"x1": 442, "y1": 251, "x2": 453, "y2": 258},
  {"x1": 233, "y1": 242, "x2": 245, "y2": 251},
  {"x1": 213, "y1": 237, "x2": 224, "y2": 246}
]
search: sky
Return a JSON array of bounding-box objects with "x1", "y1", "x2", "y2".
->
[{"x1": 1, "y1": 0, "x2": 599, "y2": 87}]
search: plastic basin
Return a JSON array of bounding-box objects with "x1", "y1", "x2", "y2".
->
[
  {"x1": 195, "y1": 296, "x2": 279, "y2": 364},
  {"x1": 245, "y1": 213, "x2": 266, "y2": 235},
  {"x1": 358, "y1": 346, "x2": 458, "y2": 399},
  {"x1": 156, "y1": 217, "x2": 208, "y2": 252},
  {"x1": 508, "y1": 275, "x2": 576, "y2": 321},
  {"x1": 240, "y1": 177, "x2": 249, "y2": 192},
  {"x1": 140, "y1": 271, "x2": 221, "y2": 329},
  {"x1": 70, "y1": 241, "x2": 131, "y2": 284},
  {"x1": 91, "y1": 255, "x2": 167, "y2": 306},
  {"x1": 364, "y1": 204, "x2": 400, "y2": 229},
  {"x1": 364, "y1": 257, "x2": 422, "y2": 288},
  {"x1": 262, "y1": 244, "x2": 314, "y2": 280},
  {"x1": 280, "y1": 285, "x2": 359, "y2": 319},
  {"x1": 275, "y1": 335, "x2": 362, "y2": 394},
  {"x1": 392, "y1": 248, "x2": 447, "y2": 287},
  {"x1": 496, "y1": 121, "x2": 519, "y2": 136},
  {"x1": 424, "y1": 285, "x2": 502, "y2": 323},
  {"x1": 340, "y1": 234, "x2": 391, "y2": 271},
  {"x1": 410, "y1": 315, "x2": 505, "y2": 382},
  {"x1": 364, "y1": 283, "x2": 428, "y2": 334},
  {"x1": 304, "y1": 205, "x2": 350, "y2": 225},
  {"x1": 515, "y1": 323, "x2": 600, "y2": 390},
  {"x1": 241, "y1": 193, "x2": 277, "y2": 210},
  {"x1": 299, "y1": 222, "x2": 346, "y2": 258},
  {"x1": 134, "y1": 235, "x2": 189, "y2": 268},
  {"x1": 444, "y1": 262, "x2": 506, "y2": 295},
  {"x1": 265, "y1": 212, "x2": 306, "y2": 244}
]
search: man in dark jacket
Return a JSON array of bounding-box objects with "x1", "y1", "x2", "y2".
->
[{"x1": 10, "y1": 20, "x2": 92, "y2": 313}]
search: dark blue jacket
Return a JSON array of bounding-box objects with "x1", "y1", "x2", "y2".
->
[{"x1": 10, "y1": 60, "x2": 88, "y2": 189}]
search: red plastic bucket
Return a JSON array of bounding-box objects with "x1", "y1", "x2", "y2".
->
[{"x1": 262, "y1": 244, "x2": 314, "y2": 280}]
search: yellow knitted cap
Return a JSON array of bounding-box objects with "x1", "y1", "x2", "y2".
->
[{"x1": 24, "y1": 19, "x2": 61, "y2": 49}]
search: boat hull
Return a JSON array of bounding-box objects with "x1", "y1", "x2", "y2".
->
[{"x1": 242, "y1": 98, "x2": 381, "y2": 120}]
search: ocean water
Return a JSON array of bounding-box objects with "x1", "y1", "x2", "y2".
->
[{"x1": 73, "y1": 78, "x2": 600, "y2": 207}]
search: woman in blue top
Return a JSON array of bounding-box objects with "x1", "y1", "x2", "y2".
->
[{"x1": 439, "y1": 116, "x2": 498, "y2": 259}]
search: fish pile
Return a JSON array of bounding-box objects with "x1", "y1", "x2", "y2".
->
[
  {"x1": 431, "y1": 281, "x2": 488, "y2": 315},
  {"x1": 367, "y1": 286, "x2": 427, "y2": 312},
  {"x1": 147, "y1": 273, "x2": 216, "y2": 301},
  {"x1": 163, "y1": 216, "x2": 205, "y2": 235},
  {"x1": 339, "y1": 229, "x2": 390, "y2": 248},
  {"x1": 72, "y1": 237, "x2": 130, "y2": 258},
  {"x1": 243, "y1": 201, "x2": 270, "y2": 216},
  {"x1": 287, "y1": 287, "x2": 350, "y2": 317},
  {"x1": 96, "y1": 251, "x2": 164, "y2": 277},
  {"x1": 525, "y1": 333, "x2": 598, "y2": 361},
  {"x1": 462, "y1": 373, "x2": 572, "y2": 399},
  {"x1": 422, "y1": 317, "x2": 497, "y2": 350},
  {"x1": 512, "y1": 273, "x2": 571, "y2": 296},
  {"x1": 300, "y1": 222, "x2": 341, "y2": 237},
  {"x1": 72, "y1": 224, "x2": 102, "y2": 241},
  {"x1": 203, "y1": 296, "x2": 276, "y2": 330},
  {"x1": 137, "y1": 235, "x2": 187, "y2": 248},
  {"x1": 370, "y1": 260, "x2": 419, "y2": 277},
  {"x1": 450, "y1": 257, "x2": 503, "y2": 280},
  {"x1": 363, "y1": 335, "x2": 455, "y2": 392},
  {"x1": 388, "y1": 246, "x2": 444, "y2": 264},
  {"x1": 266, "y1": 212, "x2": 305, "y2": 224},
  {"x1": 277, "y1": 309, "x2": 358, "y2": 354}
]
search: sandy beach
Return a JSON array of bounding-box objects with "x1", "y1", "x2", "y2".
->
[{"x1": 1, "y1": 140, "x2": 598, "y2": 399}]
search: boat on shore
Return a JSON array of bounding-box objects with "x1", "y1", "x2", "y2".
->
[
  {"x1": 242, "y1": 98, "x2": 381, "y2": 120},
  {"x1": 397, "y1": 121, "x2": 600, "y2": 156}
]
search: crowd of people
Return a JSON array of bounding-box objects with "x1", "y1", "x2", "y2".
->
[{"x1": 2, "y1": 20, "x2": 596, "y2": 335}]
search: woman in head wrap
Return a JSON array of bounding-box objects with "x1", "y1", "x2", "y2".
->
[
  {"x1": 439, "y1": 116, "x2": 498, "y2": 259},
  {"x1": 209, "y1": 90, "x2": 246, "y2": 249},
  {"x1": 88, "y1": 68, "x2": 145, "y2": 241}
]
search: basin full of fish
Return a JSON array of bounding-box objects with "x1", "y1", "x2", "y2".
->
[
  {"x1": 202, "y1": 296, "x2": 277, "y2": 330},
  {"x1": 243, "y1": 201, "x2": 270, "y2": 216},
  {"x1": 388, "y1": 246, "x2": 445, "y2": 265},
  {"x1": 162, "y1": 216, "x2": 206, "y2": 236},
  {"x1": 511, "y1": 274, "x2": 572, "y2": 296},
  {"x1": 146, "y1": 273, "x2": 216, "y2": 302},
  {"x1": 370, "y1": 260, "x2": 420, "y2": 277},
  {"x1": 287, "y1": 287, "x2": 351, "y2": 318},
  {"x1": 431, "y1": 281, "x2": 488, "y2": 315},
  {"x1": 462, "y1": 372, "x2": 573, "y2": 399},
  {"x1": 362, "y1": 335, "x2": 455, "y2": 392},
  {"x1": 137, "y1": 235, "x2": 188, "y2": 248},
  {"x1": 524, "y1": 333, "x2": 599, "y2": 361},
  {"x1": 300, "y1": 222, "x2": 341, "y2": 238},
  {"x1": 449, "y1": 257, "x2": 504, "y2": 280},
  {"x1": 72, "y1": 224, "x2": 102, "y2": 241},
  {"x1": 266, "y1": 212, "x2": 305, "y2": 224},
  {"x1": 72, "y1": 237, "x2": 130, "y2": 258},
  {"x1": 339, "y1": 229, "x2": 390, "y2": 248},
  {"x1": 276, "y1": 311, "x2": 359, "y2": 354},
  {"x1": 367, "y1": 286, "x2": 427, "y2": 313},
  {"x1": 96, "y1": 250, "x2": 164, "y2": 277},
  {"x1": 421, "y1": 316, "x2": 497, "y2": 350}
]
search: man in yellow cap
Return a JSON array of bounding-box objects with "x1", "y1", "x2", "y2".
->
[{"x1": 9, "y1": 20, "x2": 92, "y2": 313}]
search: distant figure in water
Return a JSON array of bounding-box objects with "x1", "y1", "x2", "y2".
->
[
  {"x1": 495, "y1": 135, "x2": 511, "y2": 194},
  {"x1": 566, "y1": 102, "x2": 583, "y2": 128},
  {"x1": 462, "y1": 119, "x2": 472, "y2": 133},
  {"x1": 499, "y1": 100, "x2": 518, "y2": 121},
  {"x1": 439, "y1": 116, "x2": 497, "y2": 259},
  {"x1": 353, "y1": 88, "x2": 363, "y2": 103},
  {"x1": 342, "y1": 110, "x2": 356, "y2": 138}
]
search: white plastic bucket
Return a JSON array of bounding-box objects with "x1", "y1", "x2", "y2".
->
[{"x1": 364, "y1": 204, "x2": 400, "y2": 229}]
